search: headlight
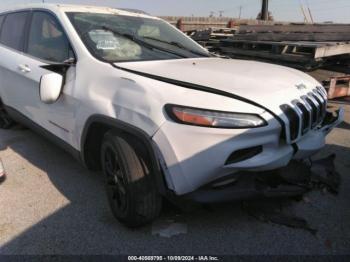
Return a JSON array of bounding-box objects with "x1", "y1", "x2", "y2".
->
[{"x1": 165, "y1": 104, "x2": 267, "y2": 128}]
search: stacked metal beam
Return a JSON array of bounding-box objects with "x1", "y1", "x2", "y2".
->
[
  {"x1": 216, "y1": 24, "x2": 350, "y2": 71},
  {"x1": 188, "y1": 23, "x2": 350, "y2": 98}
]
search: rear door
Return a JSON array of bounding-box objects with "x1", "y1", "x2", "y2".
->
[{"x1": 0, "y1": 12, "x2": 33, "y2": 114}]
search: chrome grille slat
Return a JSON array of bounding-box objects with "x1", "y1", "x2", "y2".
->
[
  {"x1": 316, "y1": 86, "x2": 328, "y2": 99},
  {"x1": 312, "y1": 91, "x2": 326, "y2": 119},
  {"x1": 282, "y1": 88, "x2": 327, "y2": 143},
  {"x1": 305, "y1": 96, "x2": 319, "y2": 127},
  {"x1": 314, "y1": 89, "x2": 328, "y2": 118},
  {"x1": 313, "y1": 90, "x2": 324, "y2": 104},
  {"x1": 309, "y1": 93, "x2": 322, "y2": 124},
  {"x1": 291, "y1": 101, "x2": 304, "y2": 139},
  {"x1": 300, "y1": 96, "x2": 313, "y2": 131},
  {"x1": 280, "y1": 104, "x2": 300, "y2": 141},
  {"x1": 295, "y1": 101, "x2": 310, "y2": 134}
]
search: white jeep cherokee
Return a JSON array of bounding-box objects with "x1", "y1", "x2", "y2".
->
[{"x1": 0, "y1": 4, "x2": 343, "y2": 227}]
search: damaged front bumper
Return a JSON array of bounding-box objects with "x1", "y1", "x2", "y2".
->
[
  {"x1": 184, "y1": 154, "x2": 341, "y2": 204},
  {"x1": 154, "y1": 107, "x2": 344, "y2": 196},
  {"x1": 293, "y1": 107, "x2": 344, "y2": 159},
  {"x1": 320, "y1": 108, "x2": 345, "y2": 134}
]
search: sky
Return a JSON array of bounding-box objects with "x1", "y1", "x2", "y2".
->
[{"x1": 0, "y1": 0, "x2": 349, "y2": 23}]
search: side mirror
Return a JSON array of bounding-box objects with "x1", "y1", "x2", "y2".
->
[{"x1": 39, "y1": 73, "x2": 63, "y2": 104}]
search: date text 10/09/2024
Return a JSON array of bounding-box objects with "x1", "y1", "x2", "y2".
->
[{"x1": 128, "y1": 256, "x2": 220, "y2": 261}]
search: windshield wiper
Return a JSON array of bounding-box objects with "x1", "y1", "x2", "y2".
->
[
  {"x1": 142, "y1": 36, "x2": 211, "y2": 57},
  {"x1": 99, "y1": 26, "x2": 187, "y2": 58}
]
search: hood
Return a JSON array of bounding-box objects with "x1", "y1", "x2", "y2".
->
[{"x1": 115, "y1": 58, "x2": 320, "y2": 112}]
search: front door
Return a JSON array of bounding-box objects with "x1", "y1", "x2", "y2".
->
[
  {"x1": 0, "y1": 10, "x2": 79, "y2": 146},
  {"x1": 22, "y1": 11, "x2": 78, "y2": 145}
]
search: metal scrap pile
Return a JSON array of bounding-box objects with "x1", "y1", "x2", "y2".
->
[
  {"x1": 188, "y1": 23, "x2": 350, "y2": 99},
  {"x1": 186, "y1": 27, "x2": 238, "y2": 49},
  {"x1": 218, "y1": 24, "x2": 350, "y2": 71}
]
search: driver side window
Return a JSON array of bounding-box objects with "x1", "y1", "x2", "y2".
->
[{"x1": 27, "y1": 11, "x2": 74, "y2": 62}]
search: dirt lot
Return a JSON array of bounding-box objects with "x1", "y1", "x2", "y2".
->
[{"x1": 0, "y1": 101, "x2": 349, "y2": 255}]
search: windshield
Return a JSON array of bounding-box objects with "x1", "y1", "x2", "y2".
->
[{"x1": 66, "y1": 12, "x2": 210, "y2": 62}]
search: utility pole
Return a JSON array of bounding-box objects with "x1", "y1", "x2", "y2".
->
[
  {"x1": 260, "y1": 0, "x2": 269, "y2": 21},
  {"x1": 219, "y1": 10, "x2": 224, "y2": 17},
  {"x1": 238, "y1": 6, "x2": 242, "y2": 20}
]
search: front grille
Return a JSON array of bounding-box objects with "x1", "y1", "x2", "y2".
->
[
  {"x1": 313, "y1": 89, "x2": 327, "y2": 118},
  {"x1": 280, "y1": 104, "x2": 300, "y2": 141},
  {"x1": 281, "y1": 88, "x2": 327, "y2": 143},
  {"x1": 296, "y1": 102, "x2": 309, "y2": 134},
  {"x1": 304, "y1": 96, "x2": 319, "y2": 127}
]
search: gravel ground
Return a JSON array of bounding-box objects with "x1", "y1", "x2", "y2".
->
[{"x1": 0, "y1": 102, "x2": 349, "y2": 255}]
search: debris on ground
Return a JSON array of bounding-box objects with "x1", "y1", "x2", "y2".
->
[
  {"x1": 310, "y1": 154, "x2": 341, "y2": 194},
  {"x1": 0, "y1": 158, "x2": 6, "y2": 184},
  {"x1": 276, "y1": 154, "x2": 341, "y2": 195},
  {"x1": 242, "y1": 199, "x2": 318, "y2": 235},
  {"x1": 302, "y1": 196, "x2": 312, "y2": 204},
  {"x1": 242, "y1": 155, "x2": 340, "y2": 234},
  {"x1": 152, "y1": 219, "x2": 188, "y2": 238},
  {"x1": 325, "y1": 239, "x2": 333, "y2": 250}
]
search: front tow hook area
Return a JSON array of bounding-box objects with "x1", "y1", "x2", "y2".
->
[
  {"x1": 321, "y1": 107, "x2": 344, "y2": 134},
  {"x1": 185, "y1": 154, "x2": 340, "y2": 204}
]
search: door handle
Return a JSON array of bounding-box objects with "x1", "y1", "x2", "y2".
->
[{"x1": 18, "y1": 64, "x2": 31, "y2": 73}]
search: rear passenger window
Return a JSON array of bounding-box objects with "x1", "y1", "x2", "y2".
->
[
  {"x1": 0, "y1": 12, "x2": 28, "y2": 51},
  {"x1": 27, "y1": 12, "x2": 72, "y2": 62}
]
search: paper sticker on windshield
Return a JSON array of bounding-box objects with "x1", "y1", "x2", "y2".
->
[
  {"x1": 96, "y1": 40, "x2": 118, "y2": 50},
  {"x1": 88, "y1": 30, "x2": 119, "y2": 50}
]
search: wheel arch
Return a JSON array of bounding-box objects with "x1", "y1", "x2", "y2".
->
[{"x1": 80, "y1": 115, "x2": 167, "y2": 194}]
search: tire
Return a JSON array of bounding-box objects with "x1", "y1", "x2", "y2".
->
[
  {"x1": 0, "y1": 105, "x2": 15, "y2": 129},
  {"x1": 101, "y1": 131, "x2": 162, "y2": 227}
]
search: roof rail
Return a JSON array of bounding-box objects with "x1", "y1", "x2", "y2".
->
[{"x1": 119, "y1": 8, "x2": 149, "y2": 15}]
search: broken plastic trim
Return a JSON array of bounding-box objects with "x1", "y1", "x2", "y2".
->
[
  {"x1": 320, "y1": 108, "x2": 344, "y2": 134},
  {"x1": 184, "y1": 154, "x2": 341, "y2": 203}
]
